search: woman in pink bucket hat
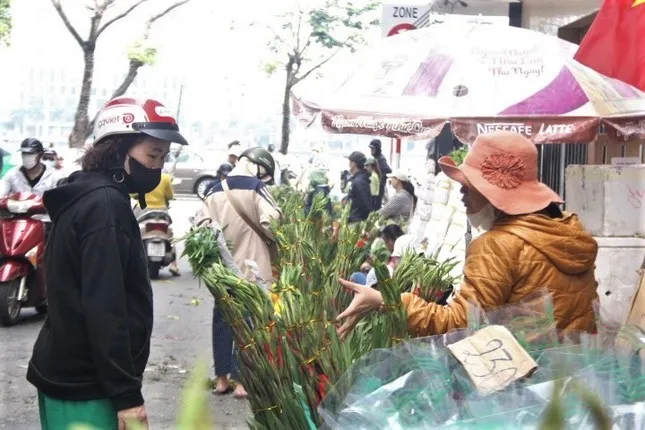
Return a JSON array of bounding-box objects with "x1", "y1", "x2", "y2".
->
[{"x1": 337, "y1": 131, "x2": 599, "y2": 338}]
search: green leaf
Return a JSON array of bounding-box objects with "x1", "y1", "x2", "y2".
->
[
  {"x1": 0, "y1": 0, "x2": 11, "y2": 46},
  {"x1": 261, "y1": 61, "x2": 280, "y2": 76},
  {"x1": 127, "y1": 40, "x2": 158, "y2": 66},
  {"x1": 177, "y1": 358, "x2": 214, "y2": 429}
]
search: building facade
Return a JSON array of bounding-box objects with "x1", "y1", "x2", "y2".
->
[
  {"x1": 521, "y1": 0, "x2": 600, "y2": 41},
  {"x1": 3, "y1": 64, "x2": 181, "y2": 145}
]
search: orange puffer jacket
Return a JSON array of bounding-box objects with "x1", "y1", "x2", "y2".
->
[{"x1": 401, "y1": 213, "x2": 598, "y2": 336}]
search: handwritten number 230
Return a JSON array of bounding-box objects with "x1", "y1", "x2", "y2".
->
[{"x1": 462, "y1": 338, "x2": 518, "y2": 381}]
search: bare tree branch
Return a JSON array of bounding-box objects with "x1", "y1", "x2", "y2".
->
[
  {"x1": 85, "y1": 59, "x2": 144, "y2": 138},
  {"x1": 293, "y1": 47, "x2": 342, "y2": 85},
  {"x1": 84, "y1": 0, "x2": 193, "y2": 138},
  {"x1": 265, "y1": 23, "x2": 291, "y2": 51},
  {"x1": 50, "y1": 0, "x2": 84, "y2": 47},
  {"x1": 102, "y1": 0, "x2": 118, "y2": 9},
  {"x1": 290, "y1": 3, "x2": 301, "y2": 50},
  {"x1": 144, "y1": 0, "x2": 192, "y2": 36},
  {"x1": 297, "y1": 34, "x2": 312, "y2": 58},
  {"x1": 295, "y1": 3, "x2": 303, "y2": 52},
  {"x1": 95, "y1": 0, "x2": 150, "y2": 39}
]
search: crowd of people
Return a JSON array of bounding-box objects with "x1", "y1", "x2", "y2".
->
[
  {"x1": 2, "y1": 95, "x2": 600, "y2": 430},
  {"x1": 339, "y1": 138, "x2": 421, "y2": 223}
]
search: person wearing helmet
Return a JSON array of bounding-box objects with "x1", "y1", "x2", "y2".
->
[
  {"x1": 227, "y1": 140, "x2": 242, "y2": 166},
  {"x1": 203, "y1": 162, "x2": 234, "y2": 199},
  {"x1": 42, "y1": 148, "x2": 57, "y2": 168},
  {"x1": 217, "y1": 162, "x2": 233, "y2": 179},
  {"x1": 27, "y1": 97, "x2": 188, "y2": 430},
  {"x1": 196, "y1": 147, "x2": 282, "y2": 400},
  {"x1": 42, "y1": 148, "x2": 68, "y2": 184},
  {"x1": 304, "y1": 167, "x2": 332, "y2": 216},
  {"x1": 0, "y1": 138, "x2": 59, "y2": 197}
]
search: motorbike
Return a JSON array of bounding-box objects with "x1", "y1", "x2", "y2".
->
[
  {"x1": 0, "y1": 192, "x2": 49, "y2": 326},
  {"x1": 133, "y1": 177, "x2": 182, "y2": 279},
  {"x1": 137, "y1": 209, "x2": 176, "y2": 279}
]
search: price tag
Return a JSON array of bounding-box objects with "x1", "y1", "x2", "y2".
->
[{"x1": 447, "y1": 325, "x2": 538, "y2": 396}]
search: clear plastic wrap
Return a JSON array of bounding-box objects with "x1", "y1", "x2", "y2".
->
[{"x1": 319, "y1": 295, "x2": 645, "y2": 429}]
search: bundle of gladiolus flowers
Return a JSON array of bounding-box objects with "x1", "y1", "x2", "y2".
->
[{"x1": 184, "y1": 188, "x2": 458, "y2": 429}]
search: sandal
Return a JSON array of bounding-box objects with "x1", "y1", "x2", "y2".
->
[
  {"x1": 213, "y1": 377, "x2": 232, "y2": 395},
  {"x1": 213, "y1": 386, "x2": 233, "y2": 395},
  {"x1": 233, "y1": 384, "x2": 248, "y2": 399}
]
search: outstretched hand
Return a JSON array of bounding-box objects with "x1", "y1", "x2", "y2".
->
[{"x1": 336, "y1": 278, "x2": 384, "y2": 340}]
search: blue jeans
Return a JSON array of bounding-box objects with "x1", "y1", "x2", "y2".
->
[
  {"x1": 349, "y1": 272, "x2": 367, "y2": 285},
  {"x1": 212, "y1": 306, "x2": 239, "y2": 380}
]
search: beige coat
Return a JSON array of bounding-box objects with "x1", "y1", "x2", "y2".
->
[{"x1": 198, "y1": 170, "x2": 281, "y2": 283}]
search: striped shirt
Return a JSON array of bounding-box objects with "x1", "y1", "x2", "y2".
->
[{"x1": 380, "y1": 189, "x2": 414, "y2": 220}]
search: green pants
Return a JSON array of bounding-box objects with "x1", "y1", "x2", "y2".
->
[{"x1": 38, "y1": 392, "x2": 118, "y2": 430}]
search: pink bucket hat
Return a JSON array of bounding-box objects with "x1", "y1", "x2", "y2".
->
[{"x1": 438, "y1": 131, "x2": 563, "y2": 216}]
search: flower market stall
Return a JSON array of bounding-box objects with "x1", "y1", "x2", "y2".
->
[{"x1": 182, "y1": 188, "x2": 645, "y2": 429}]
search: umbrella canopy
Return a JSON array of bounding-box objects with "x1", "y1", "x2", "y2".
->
[{"x1": 292, "y1": 23, "x2": 645, "y2": 144}]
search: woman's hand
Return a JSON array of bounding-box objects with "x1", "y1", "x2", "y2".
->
[
  {"x1": 336, "y1": 278, "x2": 384, "y2": 339},
  {"x1": 118, "y1": 405, "x2": 148, "y2": 430}
]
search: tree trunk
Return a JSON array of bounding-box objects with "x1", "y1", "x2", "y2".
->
[
  {"x1": 84, "y1": 59, "x2": 144, "y2": 140},
  {"x1": 69, "y1": 46, "x2": 95, "y2": 148},
  {"x1": 280, "y1": 72, "x2": 294, "y2": 155}
]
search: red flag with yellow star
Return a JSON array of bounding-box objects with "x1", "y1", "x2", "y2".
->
[{"x1": 574, "y1": 0, "x2": 645, "y2": 91}]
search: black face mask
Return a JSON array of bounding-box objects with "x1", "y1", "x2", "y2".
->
[{"x1": 124, "y1": 156, "x2": 162, "y2": 195}]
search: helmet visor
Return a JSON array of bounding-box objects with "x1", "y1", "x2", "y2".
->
[
  {"x1": 133, "y1": 122, "x2": 188, "y2": 145},
  {"x1": 20, "y1": 147, "x2": 41, "y2": 154}
]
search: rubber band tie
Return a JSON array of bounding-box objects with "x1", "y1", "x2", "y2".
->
[
  {"x1": 303, "y1": 341, "x2": 331, "y2": 365},
  {"x1": 252, "y1": 404, "x2": 282, "y2": 414},
  {"x1": 242, "y1": 339, "x2": 256, "y2": 350}
]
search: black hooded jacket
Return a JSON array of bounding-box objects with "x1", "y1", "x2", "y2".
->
[
  {"x1": 375, "y1": 153, "x2": 391, "y2": 208},
  {"x1": 27, "y1": 171, "x2": 153, "y2": 411},
  {"x1": 348, "y1": 169, "x2": 373, "y2": 222}
]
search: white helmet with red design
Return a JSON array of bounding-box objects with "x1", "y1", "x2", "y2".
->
[{"x1": 93, "y1": 97, "x2": 188, "y2": 145}]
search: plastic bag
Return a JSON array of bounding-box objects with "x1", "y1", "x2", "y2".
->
[{"x1": 319, "y1": 297, "x2": 645, "y2": 429}]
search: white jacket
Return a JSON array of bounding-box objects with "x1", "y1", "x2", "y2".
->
[{"x1": 0, "y1": 165, "x2": 59, "y2": 198}]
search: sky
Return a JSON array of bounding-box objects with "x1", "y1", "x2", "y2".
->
[
  {"x1": 0, "y1": 0, "x2": 515, "y2": 148},
  {"x1": 0, "y1": 0, "x2": 381, "y2": 126}
]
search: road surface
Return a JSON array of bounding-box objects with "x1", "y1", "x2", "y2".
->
[{"x1": 0, "y1": 195, "x2": 251, "y2": 429}]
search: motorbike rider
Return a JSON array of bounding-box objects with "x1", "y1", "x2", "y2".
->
[
  {"x1": 42, "y1": 148, "x2": 57, "y2": 169},
  {"x1": 0, "y1": 138, "x2": 58, "y2": 197},
  {"x1": 42, "y1": 148, "x2": 67, "y2": 184},
  {"x1": 203, "y1": 163, "x2": 233, "y2": 198},
  {"x1": 136, "y1": 171, "x2": 181, "y2": 276},
  {"x1": 27, "y1": 97, "x2": 188, "y2": 430}
]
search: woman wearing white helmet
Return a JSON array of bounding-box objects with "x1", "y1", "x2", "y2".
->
[{"x1": 27, "y1": 97, "x2": 188, "y2": 430}]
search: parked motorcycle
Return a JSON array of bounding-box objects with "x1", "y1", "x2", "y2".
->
[
  {"x1": 0, "y1": 192, "x2": 49, "y2": 326},
  {"x1": 133, "y1": 177, "x2": 182, "y2": 280},
  {"x1": 137, "y1": 209, "x2": 176, "y2": 279}
]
